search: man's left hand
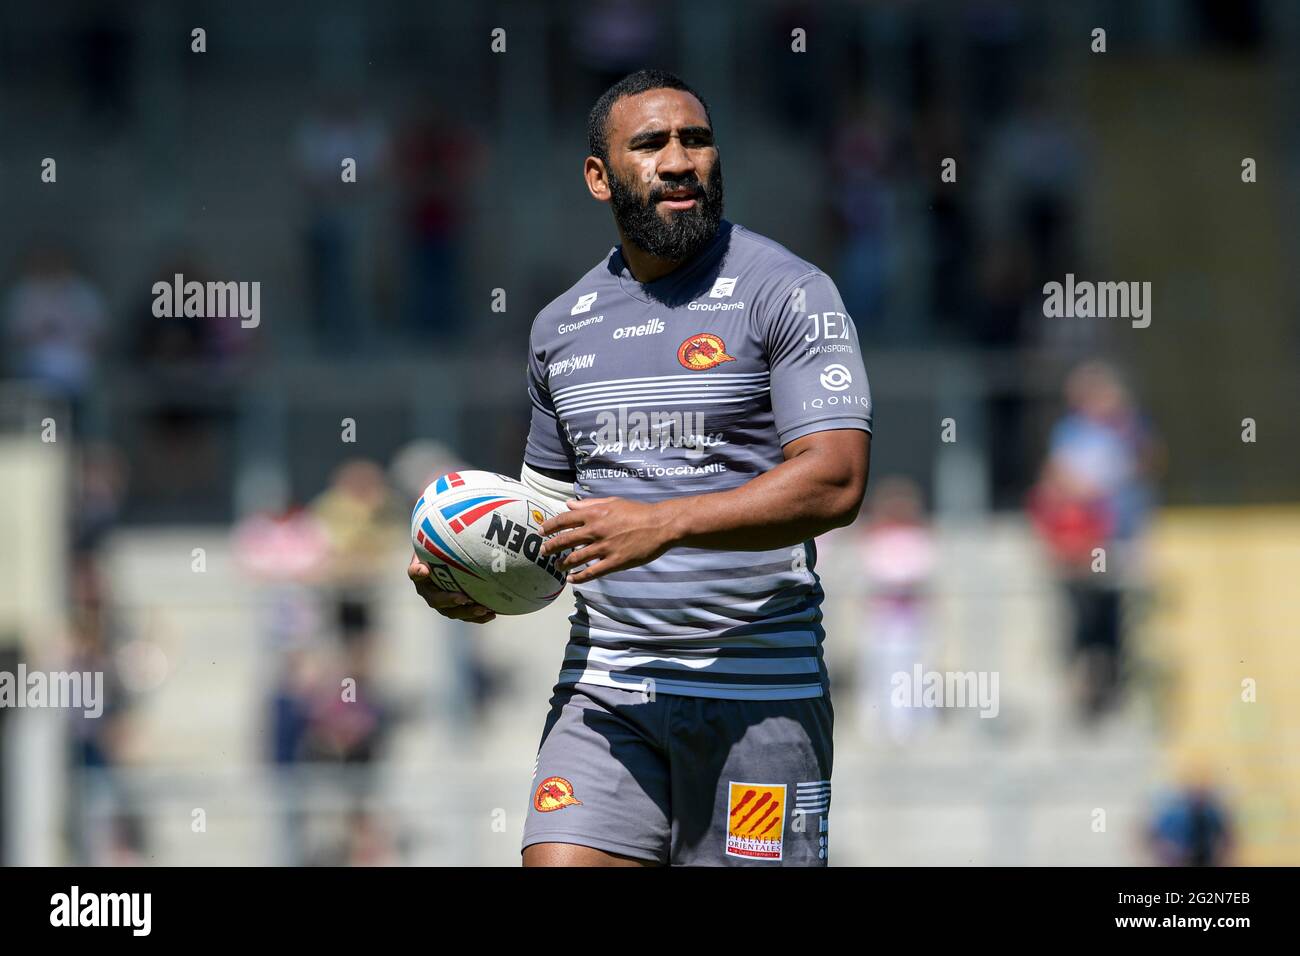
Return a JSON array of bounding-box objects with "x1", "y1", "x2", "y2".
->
[{"x1": 539, "y1": 497, "x2": 678, "y2": 584}]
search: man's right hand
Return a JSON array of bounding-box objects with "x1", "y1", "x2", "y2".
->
[{"x1": 407, "y1": 553, "x2": 497, "y2": 623}]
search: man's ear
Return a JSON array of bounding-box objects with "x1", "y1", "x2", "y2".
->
[{"x1": 585, "y1": 157, "x2": 611, "y2": 202}]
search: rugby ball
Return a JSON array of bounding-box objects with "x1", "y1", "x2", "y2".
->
[{"x1": 411, "y1": 470, "x2": 570, "y2": 615}]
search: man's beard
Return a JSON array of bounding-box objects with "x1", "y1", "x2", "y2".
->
[{"x1": 608, "y1": 158, "x2": 725, "y2": 264}]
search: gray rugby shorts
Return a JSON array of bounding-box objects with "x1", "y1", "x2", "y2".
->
[{"x1": 522, "y1": 682, "x2": 833, "y2": 866}]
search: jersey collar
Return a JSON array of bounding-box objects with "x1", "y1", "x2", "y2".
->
[{"x1": 610, "y1": 219, "x2": 735, "y2": 304}]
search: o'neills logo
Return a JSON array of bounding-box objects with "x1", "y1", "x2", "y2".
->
[
  {"x1": 677, "y1": 332, "x2": 735, "y2": 370},
  {"x1": 534, "y1": 776, "x2": 582, "y2": 812},
  {"x1": 613, "y1": 317, "x2": 665, "y2": 339}
]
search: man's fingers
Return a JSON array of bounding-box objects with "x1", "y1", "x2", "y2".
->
[
  {"x1": 539, "y1": 509, "x2": 587, "y2": 536},
  {"x1": 541, "y1": 527, "x2": 596, "y2": 557},
  {"x1": 408, "y1": 553, "x2": 494, "y2": 622},
  {"x1": 439, "y1": 603, "x2": 496, "y2": 622},
  {"x1": 566, "y1": 557, "x2": 611, "y2": 584},
  {"x1": 556, "y1": 542, "x2": 599, "y2": 571},
  {"x1": 421, "y1": 588, "x2": 473, "y2": 609},
  {"x1": 421, "y1": 590, "x2": 494, "y2": 619},
  {"x1": 410, "y1": 557, "x2": 474, "y2": 606},
  {"x1": 408, "y1": 553, "x2": 430, "y2": 580}
]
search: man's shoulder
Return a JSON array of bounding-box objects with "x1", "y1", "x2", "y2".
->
[
  {"x1": 727, "y1": 222, "x2": 826, "y2": 289},
  {"x1": 724, "y1": 224, "x2": 836, "y2": 334},
  {"x1": 529, "y1": 249, "x2": 621, "y2": 347}
]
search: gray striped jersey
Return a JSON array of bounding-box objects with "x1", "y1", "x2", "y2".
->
[{"x1": 524, "y1": 220, "x2": 872, "y2": 700}]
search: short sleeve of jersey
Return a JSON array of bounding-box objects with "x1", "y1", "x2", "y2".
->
[
  {"x1": 523, "y1": 329, "x2": 576, "y2": 471},
  {"x1": 764, "y1": 270, "x2": 873, "y2": 446}
]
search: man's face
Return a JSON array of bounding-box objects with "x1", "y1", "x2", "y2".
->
[{"x1": 600, "y1": 89, "x2": 724, "y2": 263}]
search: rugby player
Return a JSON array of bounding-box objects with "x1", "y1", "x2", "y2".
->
[{"x1": 409, "y1": 69, "x2": 872, "y2": 866}]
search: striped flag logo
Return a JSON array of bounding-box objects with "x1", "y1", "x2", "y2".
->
[{"x1": 794, "y1": 780, "x2": 831, "y2": 815}]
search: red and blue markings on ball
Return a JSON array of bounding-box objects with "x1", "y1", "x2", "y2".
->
[
  {"x1": 415, "y1": 493, "x2": 519, "y2": 581},
  {"x1": 416, "y1": 517, "x2": 482, "y2": 579},
  {"x1": 433, "y1": 471, "x2": 466, "y2": 495},
  {"x1": 411, "y1": 473, "x2": 486, "y2": 577},
  {"x1": 441, "y1": 495, "x2": 519, "y2": 534}
]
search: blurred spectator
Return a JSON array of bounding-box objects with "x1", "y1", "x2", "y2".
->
[
  {"x1": 63, "y1": 564, "x2": 141, "y2": 865},
  {"x1": 234, "y1": 503, "x2": 332, "y2": 583},
  {"x1": 3, "y1": 245, "x2": 108, "y2": 433},
  {"x1": 343, "y1": 809, "x2": 398, "y2": 866},
  {"x1": 912, "y1": 103, "x2": 973, "y2": 337},
  {"x1": 266, "y1": 597, "x2": 397, "y2": 864},
  {"x1": 1028, "y1": 360, "x2": 1161, "y2": 724},
  {"x1": 985, "y1": 83, "x2": 1082, "y2": 277},
  {"x1": 983, "y1": 81, "x2": 1087, "y2": 356},
  {"x1": 1148, "y1": 777, "x2": 1235, "y2": 866},
  {"x1": 853, "y1": 476, "x2": 937, "y2": 744},
  {"x1": 1051, "y1": 362, "x2": 1161, "y2": 547},
  {"x1": 235, "y1": 491, "x2": 332, "y2": 862},
  {"x1": 71, "y1": 441, "x2": 129, "y2": 556},
  {"x1": 972, "y1": 81, "x2": 1085, "y2": 504},
  {"x1": 310, "y1": 459, "x2": 404, "y2": 602},
  {"x1": 246, "y1": 470, "x2": 402, "y2": 865},
  {"x1": 828, "y1": 95, "x2": 900, "y2": 342},
  {"x1": 77, "y1": 12, "x2": 134, "y2": 129},
  {"x1": 302, "y1": 612, "x2": 391, "y2": 765},
  {"x1": 961, "y1": 0, "x2": 1027, "y2": 126},
  {"x1": 394, "y1": 105, "x2": 483, "y2": 342},
  {"x1": 294, "y1": 93, "x2": 390, "y2": 352},
  {"x1": 270, "y1": 644, "x2": 323, "y2": 765},
  {"x1": 971, "y1": 237, "x2": 1032, "y2": 348},
  {"x1": 267, "y1": 637, "x2": 322, "y2": 864},
  {"x1": 765, "y1": 1, "x2": 833, "y2": 133},
  {"x1": 129, "y1": 254, "x2": 253, "y2": 372},
  {"x1": 974, "y1": 239, "x2": 1037, "y2": 508},
  {"x1": 570, "y1": 0, "x2": 665, "y2": 97},
  {"x1": 305, "y1": 607, "x2": 396, "y2": 865},
  {"x1": 117, "y1": 255, "x2": 248, "y2": 523}
]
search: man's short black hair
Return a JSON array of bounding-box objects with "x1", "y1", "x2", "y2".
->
[{"x1": 587, "y1": 69, "x2": 713, "y2": 164}]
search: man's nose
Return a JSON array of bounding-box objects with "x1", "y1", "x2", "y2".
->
[{"x1": 657, "y1": 137, "x2": 696, "y2": 176}]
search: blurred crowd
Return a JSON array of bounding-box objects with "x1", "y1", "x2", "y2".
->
[
  {"x1": 56, "y1": 438, "x2": 505, "y2": 864},
  {"x1": 843, "y1": 358, "x2": 1206, "y2": 860}
]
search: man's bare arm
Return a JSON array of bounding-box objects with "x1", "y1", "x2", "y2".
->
[
  {"x1": 539, "y1": 429, "x2": 870, "y2": 583},
  {"x1": 659, "y1": 428, "x2": 870, "y2": 550}
]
